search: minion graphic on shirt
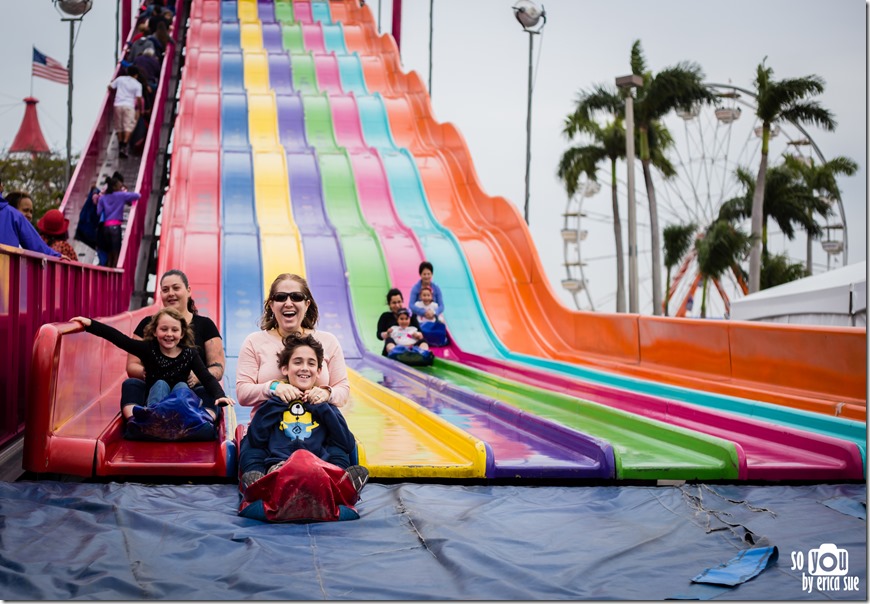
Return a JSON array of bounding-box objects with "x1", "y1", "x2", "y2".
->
[{"x1": 279, "y1": 401, "x2": 318, "y2": 441}]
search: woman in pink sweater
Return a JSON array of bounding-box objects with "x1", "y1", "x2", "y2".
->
[{"x1": 235, "y1": 273, "x2": 349, "y2": 417}]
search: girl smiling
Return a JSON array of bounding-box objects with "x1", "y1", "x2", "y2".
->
[{"x1": 72, "y1": 308, "x2": 233, "y2": 420}]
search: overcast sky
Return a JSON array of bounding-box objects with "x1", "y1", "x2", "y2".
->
[{"x1": 1, "y1": 1, "x2": 865, "y2": 314}]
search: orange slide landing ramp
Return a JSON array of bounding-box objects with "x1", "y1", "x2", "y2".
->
[{"x1": 332, "y1": 0, "x2": 866, "y2": 419}]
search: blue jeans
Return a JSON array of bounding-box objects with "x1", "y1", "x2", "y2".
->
[
  {"x1": 146, "y1": 380, "x2": 191, "y2": 407},
  {"x1": 123, "y1": 380, "x2": 219, "y2": 442},
  {"x1": 121, "y1": 378, "x2": 218, "y2": 415}
]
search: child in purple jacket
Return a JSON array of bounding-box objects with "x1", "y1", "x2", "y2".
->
[{"x1": 96, "y1": 176, "x2": 140, "y2": 267}]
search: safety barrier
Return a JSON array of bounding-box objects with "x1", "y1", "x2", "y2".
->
[
  {"x1": 0, "y1": 247, "x2": 124, "y2": 448},
  {"x1": 3, "y1": 0, "x2": 189, "y2": 452}
]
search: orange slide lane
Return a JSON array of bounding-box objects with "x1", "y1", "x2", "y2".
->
[{"x1": 331, "y1": 0, "x2": 866, "y2": 420}]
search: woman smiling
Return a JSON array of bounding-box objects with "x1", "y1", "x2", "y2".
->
[{"x1": 235, "y1": 273, "x2": 349, "y2": 416}]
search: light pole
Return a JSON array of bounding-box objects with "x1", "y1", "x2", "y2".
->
[
  {"x1": 53, "y1": 0, "x2": 93, "y2": 187},
  {"x1": 616, "y1": 74, "x2": 643, "y2": 314},
  {"x1": 428, "y1": 0, "x2": 434, "y2": 97},
  {"x1": 512, "y1": 1, "x2": 546, "y2": 225}
]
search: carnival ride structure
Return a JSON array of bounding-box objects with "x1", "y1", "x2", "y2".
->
[{"x1": 22, "y1": 0, "x2": 866, "y2": 483}]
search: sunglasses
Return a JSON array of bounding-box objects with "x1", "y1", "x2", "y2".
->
[{"x1": 271, "y1": 291, "x2": 307, "y2": 303}]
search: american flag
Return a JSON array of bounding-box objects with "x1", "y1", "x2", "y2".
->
[{"x1": 32, "y1": 47, "x2": 69, "y2": 85}]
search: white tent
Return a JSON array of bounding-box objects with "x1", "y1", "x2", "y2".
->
[{"x1": 730, "y1": 261, "x2": 866, "y2": 327}]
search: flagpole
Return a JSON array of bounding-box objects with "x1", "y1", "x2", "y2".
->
[
  {"x1": 65, "y1": 19, "x2": 74, "y2": 186},
  {"x1": 53, "y1": 1, "x2": 92, "y2": 188}
]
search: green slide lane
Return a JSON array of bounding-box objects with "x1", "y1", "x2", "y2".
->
[
  {"x1": 281, "y1": 23, "x2": 304, "y2": 53},
  {"x1": 290, "y1": 52, "x2": 320, "y2": 96},
  {"x1": 418, "y1": 360, "x2": 741, "y2": 480},
  {"x1": 275, "y1": 2, "x2": 295, "y2": 26},
  {"x1": 300, "y1": 92, "x2": 341, "y2": 152},
  {"x1": 318, "y1": 150, "x2": 391, "y2": 353}
]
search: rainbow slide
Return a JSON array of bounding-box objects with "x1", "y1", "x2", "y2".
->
[{"x1": 23, "y1": 0, "x2": 864, "y2": 482}]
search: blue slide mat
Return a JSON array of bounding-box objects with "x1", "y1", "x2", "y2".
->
[{"x1": 0, "y1": 481, "x2": 864, "y2": 599}]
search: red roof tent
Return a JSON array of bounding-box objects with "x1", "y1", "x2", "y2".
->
[{"x1": 9, "y1": 97, "x2": 51, "y2": 154}]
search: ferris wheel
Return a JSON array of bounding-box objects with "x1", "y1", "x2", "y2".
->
[{"x1": 560, "y1": 82, "x2": 848, "y2": 317}]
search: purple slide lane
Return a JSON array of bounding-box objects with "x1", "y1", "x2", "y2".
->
[
  {"x1": 275, "y1": 94, "x2": 310, "y2": 151},
  {"x1": 257, "y1": 1, "x2": 275, "y2": 24},
  {"x1": 355, "y1": 356, "x2": 614, "y2": 479},
  {"x1": 263, "y1": 23, "x2": 283, "y2": 51},
  {"x1": 267, "y1": 52, "x2": 294, "y2": 90}
]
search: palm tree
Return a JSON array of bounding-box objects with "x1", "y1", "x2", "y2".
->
[
  {"x1": 719, "y1": 164, "x2": 826, "y2": 264},
  {"x1": 558, "y1": 117, "x2": 628, "y2": 311},
  {"x1": 782, "y1": 155, "x2": 857, "y2": 273},
  {"x1": 761, "y1": 252, "x2": 808, "y2": 290},
  {"x1": 747, "y1": 59, "x2": 837, "y2": 292},
  {"x1": 560, "y1": 87, "x2": 629, "y2": 312},
  {"x1": 662, "y1": 223, "x2": 696, "y2": 316},
  {"x1": 563, "y1": 79, "x2": 682, "y2": 314},
  {"x1": 695, "y1": 220, "x2": 751, "y2": 318},
  {"x1": 629, "y1": 40, "x2": 717, "y2": 315}
]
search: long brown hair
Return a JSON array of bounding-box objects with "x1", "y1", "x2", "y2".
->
[
  {"x1": 143, "y1": 307, "x2": 196, "y2": 348},
  {"x1": 161, "y1": 269, "x2": 199, "y2": 315},
  {"x1": 259, "y1": 273, "x2": 319, "y2": 332}
]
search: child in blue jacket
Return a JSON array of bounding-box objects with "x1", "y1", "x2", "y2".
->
[{"x1": 240, "y1": 334, "x2": 368, "y2": 492}]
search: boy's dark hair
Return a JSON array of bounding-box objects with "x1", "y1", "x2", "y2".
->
[
  {"x1": 143, "y1": 307, "x2": 196, "y2": 348},
  {"x1": 386, "y1": 287, "x2": 403, "y2": 303},
  {"x1": 278, "y1": 333, "x2": 324, "y2": 369},
  {"x1": 418, "y1": 261, "x2": 433, "y2": 275}
]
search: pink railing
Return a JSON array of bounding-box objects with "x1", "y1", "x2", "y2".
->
[
  {"x1": 0, "y1": 246, "x2": 124, "y2": 448},
  {"x1": 2, "y1": 0, "x2": 189, "y2": 451},
  {"x1": 116, "y1": 23, "x2": 181, "y2": 298},
  {"x1": 61, "y1": 0, "x2": 185, "y2": 305}
]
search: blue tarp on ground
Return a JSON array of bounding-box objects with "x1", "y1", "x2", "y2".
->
[{"x1": 0, "y1": 481, "x2": 864, "y2": 600}]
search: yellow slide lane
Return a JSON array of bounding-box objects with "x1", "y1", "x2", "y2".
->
[{"x1": 344, "y1": 369, "x2": 487, "y2": 478}]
